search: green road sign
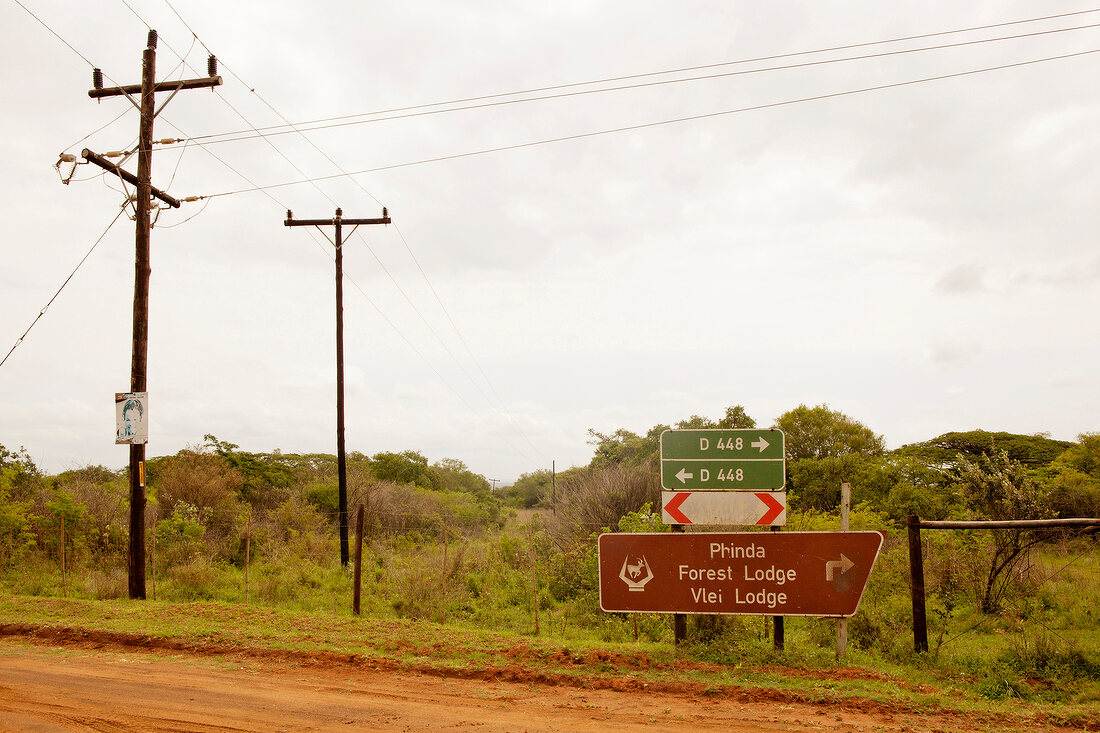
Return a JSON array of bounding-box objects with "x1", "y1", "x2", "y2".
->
[{"x1": 660, "y1": 429, "x2": 785, "y2": 491}]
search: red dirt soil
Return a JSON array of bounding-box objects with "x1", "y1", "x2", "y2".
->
[{"x1": 0, "y1": 625, "x2": 1085, "y2": 732}]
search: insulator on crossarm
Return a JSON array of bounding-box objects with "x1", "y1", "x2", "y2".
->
[
  {"x1": 92, "y1": 68, "x2": 103, "y2": 90},
  {"x1": 105, "y1": 151, "x2": 125, "y2": 158},
  {"x1": 58, "y1": 153, "x2": 77, "y2": 163},
  {"x1": 147, "y1": 30, "x2": 158, "y2": 50},
  {"x1": 182, "y1": 196, "x2": 202, "y2": 203},
  {"x1": 207, "y1": 55, "x2": 218, "y2": 77}
]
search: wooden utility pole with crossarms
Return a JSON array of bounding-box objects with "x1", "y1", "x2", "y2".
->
[
  {"x1": 284, "y1": 207, "x2": 391, "y2": 566},
  {"x1": 86, "y1": 30, "x2": 222, "y2": 599}
]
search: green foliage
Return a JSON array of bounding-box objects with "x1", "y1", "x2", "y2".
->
[
  {"x1": 270, "y1": 496, "x2": 334, "y2": 563},
  {"x1": 45, "y1": 489, "x2": 90, "y2": 557},
  {"x1": 775, "y1": 403, "x2": 886, "y2": 461},
  {"x1": 1041, "y1": 434, "x2": 1100, "y2": 518},
  {"x1": 716, "y1": 405, "x2": 757, "y2": 429},
  {"x1": 432, "y1": 457, "x2": 491, "y2": 497},
  {"x1": 586, "y1": 427, "x2": 664, "y2": 469},
  {"x1": 895, "y1": 430, "x2": 1074, "y2": 470},
  {"x1": 155, "y1": 503, "x2": 206, "y2": 568},
  {"x1": 303, "y1": 480, "x2": 339, "y2": 519},
  {"x1": 370, "y1": 450, "x2": 436, "y2": 489},
  {"x1": 957, "y1": 450, "x2": 1052, "y2": 522},
  {"x1": 7, "y1": 417, "x2": 1100, "y2": 714},
  {"x1": 506, "y1": 469, "x2": 552, "y2": 508},
  {"x1": 787, "y1": 454, "x2": 887, "y2": 512},
  {"x1": 953, "y1": 451, "x2": 1054, "y2": 614},
  {"x1": 202, "y1": 435, "x2": 295, "y2": 508},
  {"x1": 0, "y1": 490, "x2": 34, "y2": 568},
  {"x1": 616, "y1": 502, "x2": 666, "y2": 533},
  {"x1": 586, "y1": 405, "x2": 755, "y2": 470},
  {"x1": 0, "y1": 444, "x2": 42, "y2": 501},
  {"x1": 53, "y1": 468, "x2": 127, "y2": 554}
]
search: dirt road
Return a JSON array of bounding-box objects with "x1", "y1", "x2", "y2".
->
[{"x1": 0, "y1": 637, "x2": 1010, "y2": 733}]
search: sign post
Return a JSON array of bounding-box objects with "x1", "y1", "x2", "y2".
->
[{"x1": 599, "y1": 531, "x2": 883, "y2": 618}]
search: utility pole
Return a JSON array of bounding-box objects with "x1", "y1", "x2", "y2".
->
[
  {"x1": 87, "y1": 30, "x2": 222, "y2": 599},
  {"x1": 284, "y1": 207, "x2": 391, "y2": 566}
]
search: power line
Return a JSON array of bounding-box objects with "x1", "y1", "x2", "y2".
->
[
  {"x1": 206, "y1": 47, "x2": 1100, "y2": 199},
  {"x1": 10, "y1": 0, "x2": 97, "y2": 68},
  {"x1": 174, "y1": 13, "x2": 1100, "y2": 147},
  {"x1": 99, "y1": 0, "x2": 549, "y2": 469},
  {"x1": 1, "y1": 208, "x2": 127, "y2": 370},
  {"x1": 152, "y1": 0, "x2": 549, "y2": 466},
  {"x1": 12, "y1": 0, "x2": 547, "y2": 469}
]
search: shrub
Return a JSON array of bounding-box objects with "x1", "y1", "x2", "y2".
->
[
  {"x1": 84, "y1": 565, "x2": 128, "y2": 599},
  {"x1": 551, "y1": 461, "x2": 659, "y2": 545},
  {"x1": 154, "y1": 503, "x2": 206, "y2": 569}
]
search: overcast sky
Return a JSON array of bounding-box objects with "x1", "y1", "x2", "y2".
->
[{"x1": 2, "y1": 1, "x2": 1097, "y2": 483}]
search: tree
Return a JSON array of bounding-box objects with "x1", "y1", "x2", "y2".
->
[
  {"x1": 1042, "y1": 434, "x2": 1100, "y2": 517},
  {"x1": 0, "y1": 444, "x2": 42, "y2": 501},
  {"x1": 587, "y1": 406, "x2": 755, "y2": 470},
  {"x1": 675, "y1": 415, "x2": 714, "y2": 429},
  {"x1": 894, "y1": 430, "x2": 1073, "y2": 471},
  {"x1": 370, "y1": 450, "x2": 437, "y2": 489},
  {"x1": 201, "y1": 435, "x2": 294, "y2": 508},
  {"x1": 586, "y1": 427, "x2": 664, "y2": 469},
  {"x1": 775, "y1": 404, "x2": 885, "y2": 461},
  {"x1": 507, "y1": 469, "x2": 553, "y2": 508},
  {"x1": 433, "y1": 458, "x2": 491, "y2": 497},
  {"x1": 716, "y1": 405, "x2": 756, "y2": 429},
  {"x1": 955, "y1": 450, "x2": 1054, "y2": 613}
]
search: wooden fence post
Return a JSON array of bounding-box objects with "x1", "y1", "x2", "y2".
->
[
  {"x1": 528, "y1": 522, "x2": 540, "y2": 635},
  {"x1": 907, "y1": 514, "x2": 928, "y2": 652},
  {"x1": 243, "y1": 511, "x2": 251, "y2": 604},
  {"x1": 353, "y1": 505, "x2": 365, "y2": 615},
  {"x1": 442, "y1": 522, "x2": 448, "y2": 624},
  {"x1": 60, "y1": 515, "x2": 66, "y2": 599}
]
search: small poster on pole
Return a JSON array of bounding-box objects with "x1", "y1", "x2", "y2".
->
[{"x1": 115, "y1": 392, "x2": 148, "y2": 444}]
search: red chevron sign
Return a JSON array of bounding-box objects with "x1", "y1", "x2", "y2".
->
[{"x1": 661, "y1": 491, "x2": 786, "y2": 526}]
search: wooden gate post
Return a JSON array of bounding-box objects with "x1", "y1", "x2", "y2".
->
[{"x1": 907, "y1": 514, "x2": 928, "y2": 652}]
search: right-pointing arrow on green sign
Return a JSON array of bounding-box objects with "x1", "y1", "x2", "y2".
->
[{"x1": 660, "y1": 429, "x2": 786, "y2": 491}]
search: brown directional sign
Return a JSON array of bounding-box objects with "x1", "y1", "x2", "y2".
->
[{"x1": 598, "y1": 531, "x2": 884, "y2": 617}]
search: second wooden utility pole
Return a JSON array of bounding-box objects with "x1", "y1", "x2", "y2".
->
[{"x1": 284, "y1": 208, "x2": 390, "y2": 566}]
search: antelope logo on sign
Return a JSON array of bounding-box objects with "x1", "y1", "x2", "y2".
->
[{"x1": 619, "y1": 554, "x2": 654, "y2": 591}]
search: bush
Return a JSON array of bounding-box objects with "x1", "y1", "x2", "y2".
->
[
  {"x1": 84, "y1": 565, "x2": 128, "y2": 600},
  {"x1": 551, "y1": 461, "x2": 659, "y2": 545},
  {"x1": 155, "y1": 503, "x2": 206, "y2": 569}
]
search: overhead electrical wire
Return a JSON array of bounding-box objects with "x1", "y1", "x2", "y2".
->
[
  {"x1": 154, "y1": 0, "x2": 549, "y2": 464},
  {"x1": 205, "y1": 46, "x2": 1100, "y2": 200},
  {"x1": 1, "y1": 208, "x2": 127, "y2": 370},
  {"x1": 119, "y1": 1, "x2": 548, "y2": 466},
  {"x1": 15, "y1": 2, "x2": 1096, "y2": 470},
  {"x1": 157, "y1": 11, "x2": 548, "y2": 459},
  {"x1": 175, "y1": 11, "x2": 1100, "y2": 147}
]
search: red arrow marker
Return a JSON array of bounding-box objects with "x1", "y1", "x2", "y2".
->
[
  {"x1": 755, "y1": 492, "x2": 785, "y2": 525},
  {"x1": 664, "y1": 491, "x2": 692, "y2": 524}
]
